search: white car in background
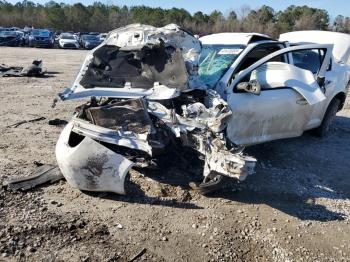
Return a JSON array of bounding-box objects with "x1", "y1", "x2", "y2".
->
[
  {"x1": 55, "y1": 25, "x2": 350, "y2": 194},
  {"x1": 58, "y1": 33, "x2": 80, "y2": 49}
]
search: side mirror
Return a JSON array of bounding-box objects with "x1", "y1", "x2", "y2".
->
[{"x1": 236, "y1": 79, "x2": 261, "y2": 95}]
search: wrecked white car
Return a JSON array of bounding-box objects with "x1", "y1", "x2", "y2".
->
[{"x1": 56, "y1": 24, "x2": 350, "y2": 195}]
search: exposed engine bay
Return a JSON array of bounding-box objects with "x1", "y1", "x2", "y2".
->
[{"x1": 55, "y1": 24, "x2": 256, "y2": 194}]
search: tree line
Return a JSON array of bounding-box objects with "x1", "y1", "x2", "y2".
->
[{"x1": 0, "y1": 1, "x2": 349, "y2": 37}]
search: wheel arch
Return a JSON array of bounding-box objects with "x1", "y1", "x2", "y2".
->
[{"x1": 333, "y1": 91, "x2": 346, "y2": 111}]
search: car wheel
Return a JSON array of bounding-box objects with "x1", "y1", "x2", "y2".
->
[
  {"x1": 314, "y1": 98, "x2": 340, "y2": 137},
  {"x1": 189, "y1": 172, "x2": 226, "y2": 195}
]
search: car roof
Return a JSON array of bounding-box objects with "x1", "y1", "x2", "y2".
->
[{"x1": 199, "y1": 32, "x2": 275, "y2": 45}]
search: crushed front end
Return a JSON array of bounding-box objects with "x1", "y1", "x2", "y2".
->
[{"x1": 55, "y1": 24, "x2": 256, "y2": 194}]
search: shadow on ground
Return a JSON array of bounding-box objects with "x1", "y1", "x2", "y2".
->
[{"x1": 110, "y1": 115, "x2": 350, "y2": 220}]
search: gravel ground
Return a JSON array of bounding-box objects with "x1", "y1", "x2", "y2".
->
[{"x1": 0, "y1": 47, "x2": 349, "y2": 262}]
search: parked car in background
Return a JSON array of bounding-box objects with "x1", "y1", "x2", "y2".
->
[
  {"x1": 0, "y1": 30, "x2": 22, "y2": 46},
  {"x1": 98, "y1": 33, "x2": 107, "y2": 42},
  {"x1": 15, "y1": 30, "x2": 26, "y2": 46},
  {"x1": 73, "y1": 33, "x2": 79, "y2": 41},
  {"x1": 28, "y1": 29, "x2": 54, "y2": 48},
  {"x1": 80, "y1": 34, "x2": 101, "y2": 49},
  {"x1": 58, "y1": 33, "x2": 80, "y2": 49}
]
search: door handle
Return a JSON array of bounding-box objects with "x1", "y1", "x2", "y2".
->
[{"x1": 296, "y1": 98, "x2": 308, "y2": 105}]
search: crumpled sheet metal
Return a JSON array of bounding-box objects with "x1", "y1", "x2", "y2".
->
[
  {"x1": 106, "y1": 23, "x2": 201, "y2": 71},
  {"x1": 56, "y1": 122, "x2": 134, "y2": 194},
  {"x1": 203, "y1": 149, "x2": 257, "y2": 180},
  {"x1": 60, "y1": 24, "x2": 206, "y2": 101},
  {"x1": 148, "y1": 90, "x2": 232, "y2": 136},
  {"x1": 147, "y1": 90, "x2": 256, "y2": 181},
  {"x1": 71, "y1": 117, "x2": 153, "y2": 155}
]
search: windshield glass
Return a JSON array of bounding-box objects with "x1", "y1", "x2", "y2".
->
[
  {"x1": 32, "y1": 30, "x2": 50, "y2": 37},
  {"x1": 61, "y1": 34, "x2": 75, "y2": 40},
  {"x1": 82, "y1": 35, "x2": 99, "y2": 41},
  {"x1": 199, "y1": 44, "x2": 245, "y2": 88}
]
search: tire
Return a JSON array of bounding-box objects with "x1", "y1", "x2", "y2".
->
[
  {"x1": 189, "y1": 172, "x2": 226, "y2": 195},
  {"x1": 314, "y1": 98, "x2": 340, "y2": 137}
]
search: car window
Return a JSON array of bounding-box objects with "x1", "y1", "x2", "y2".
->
[
  {"x1": 234, "y1": 43, "x2": 285, "y2": 74},
  {"x1": 291, "y1": 49, "x2": 325, "y2": 74},
  {"x1": 32, "y1": 30, "x2": 50, "y2": 37},
  {"x1": 198, "y1": 44, "x2": 245, "y2": 88},
  {"x1": 234, "y1": 47, "x2": 328, "y2": 92},
  {"x1": 237, "y1": 44, "x2": 289, "y2": 75},
  {"x1": 61, "y1": 34, "x2": 75, "y2": 40}
]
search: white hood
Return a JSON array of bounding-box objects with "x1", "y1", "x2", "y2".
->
[{"x1": 59, "y1": 24, "x2": 203, "y2": 101}]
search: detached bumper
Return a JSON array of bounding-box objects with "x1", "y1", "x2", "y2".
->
[{"x1": 56, "y1": 122, "x2": 134, "y2": 194}]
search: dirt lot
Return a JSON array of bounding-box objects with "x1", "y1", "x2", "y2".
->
[{"x1": 0, "y1": 47, "x2": 349, "y2": 262}]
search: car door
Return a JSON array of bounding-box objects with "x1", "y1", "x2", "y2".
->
[{"x1": 226, "y1": 44, "x2": 333, "y2": 146}]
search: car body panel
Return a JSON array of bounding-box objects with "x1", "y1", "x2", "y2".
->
[
  {"x1": 56, "y1": 122, "x2": 134, "y2": 194},
  {"x1": 227, "y1": 88, "x2": 311, "y2": 145},
  {"x1": 226, "y1": 44, "x2": 333, "y2": 145},
  {"x1": 200, "y1": 33, "x2": 273, "y2": 45}
]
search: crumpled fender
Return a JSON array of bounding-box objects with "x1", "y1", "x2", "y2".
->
[{"x1": 55, "y1": 122, "x2": 134, "y2": 194}]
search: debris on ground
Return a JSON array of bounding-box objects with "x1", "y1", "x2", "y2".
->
[
  {"x1": 0, "y1": 60, "x2": 46, "y2": 77},
  {"x1": 48, "y1": 118, "x2": 68, "y2": 126},
  {"x1": 3, "y1": 164, "x2": 64, "y2": 191},
  {"x1": 128, "y1": 248, "x2": 147, "y2": 262},
  {"x1": 6, "y1": 116, "x2": 46, "y2": 128}
]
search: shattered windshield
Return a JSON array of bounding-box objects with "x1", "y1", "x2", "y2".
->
[{"x1": 199, "y1": 44, "x2": 245, "y2": 88}]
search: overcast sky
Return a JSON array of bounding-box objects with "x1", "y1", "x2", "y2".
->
[{"x1": 5, "y1": 0, "x2": 350, "y2": 19}]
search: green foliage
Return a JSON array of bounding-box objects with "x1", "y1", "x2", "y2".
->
[
  {"x1": 0, "y1": 1, "x2": 348, "y2": 36},
  {"x1": 275, "y1": 5, "x2": 329, "y2": 31}
]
